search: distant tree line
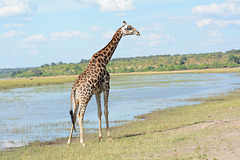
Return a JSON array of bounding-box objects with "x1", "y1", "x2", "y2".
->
[
  {"x1": 0, "y1": 67, "x2": 35, "y2": 78},
  {"x1": 6, "y1": 49, "x2": 240, "y2": 78}
]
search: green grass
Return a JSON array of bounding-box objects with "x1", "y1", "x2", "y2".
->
[
  {"x1": 1, "y1": 67, "x2": 240, "y2": 90},
  {"x1": 1, "y1": 89, "x2": 240, "y2": 159},
  {"x1": 0, "y1": 76, "x2": 76, "y2": 90}
]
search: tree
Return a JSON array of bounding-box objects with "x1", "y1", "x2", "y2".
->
[
  {"x1": 51, "y1": 62, "x2": 56, "y2": 66},
  {"x1": 58, "y1": 61, "x2": 64, "y2": 65},
  {"x1": 128, "y1": 67, "x2": 135, "y2": 72},
  {"x1": 11, "y1": 71, "x2": 17, "y2": 77},
  {"x1": 180, "y1": 55, "x2": 187, "y2": 61},
  {"x1": 200, "y1": 63, "x2": 209, "y2": 69},
  {"x1": 32, "y1": 69, "x2": 42, "y2": 77},
  {"x1": 166, "y1": 65, "x2": 175, "y2": 71},
  {"x1": 229, "y1": 54, "x2": 239, "y2": 64}
]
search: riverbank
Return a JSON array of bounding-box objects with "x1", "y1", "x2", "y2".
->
[
  {"x1": 112, "y1": 67, "x2": 240, "y2": 75},
  {"x1": 0, "y1": 75, "x2": 76, "y2": 90},
  {"x1": 1, "y1": 67, "x2": 240, "y2": 90},
  {"x1": 1, "y1": 89, "x2": 240, "y2": 159}
]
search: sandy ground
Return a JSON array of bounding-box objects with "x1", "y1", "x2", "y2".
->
[{"x1": 167, "y1": 118, "x2": 240, "y2": 159}]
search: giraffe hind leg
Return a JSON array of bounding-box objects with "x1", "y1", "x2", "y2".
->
[
  {"x1": 77, "y1": 101, "x2": 88, "y2": 147},
  {"x1": 67, "y1": 101, "x2": 79, "y2": 146}
]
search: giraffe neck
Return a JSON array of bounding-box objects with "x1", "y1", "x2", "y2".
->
[{"x1": 90, "y1": 27, "x2": 124, "y2": 66}]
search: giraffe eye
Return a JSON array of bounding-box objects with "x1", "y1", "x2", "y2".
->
[{"x1": 127, "y1": 27, "x2": 132, "y2": 30}]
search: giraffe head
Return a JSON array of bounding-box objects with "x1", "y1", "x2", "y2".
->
[{"x1": 121, "y1": 21, "x2": 140, "y2": 36}]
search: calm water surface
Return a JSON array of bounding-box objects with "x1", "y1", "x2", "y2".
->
[{"x1": 0, "y1": 73, "x2": 239, "y2": 149}]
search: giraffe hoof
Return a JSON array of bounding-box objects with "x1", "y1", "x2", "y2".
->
[
  {"x1": 108, "y1": 137, "x2": 113, "y2": 141},
  {"x1": 99, "y1": 137, "x2": 103, "y2": 142},
  {"x1": 81, "y1": 143, "x2": 86, "y2": 147},
  {"x1": 67, "y1": 140, "x2": 71, "y2": 146}
]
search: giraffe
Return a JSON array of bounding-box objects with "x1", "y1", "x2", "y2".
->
[{"x1": 67, "y1": 21, "x2": 140, "y2": 147}]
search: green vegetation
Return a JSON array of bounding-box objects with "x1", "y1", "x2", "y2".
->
[
  {"x1": 1, "y1": 89, "x2": 240, "y2": 159},
  {"x1": 1, "y1": 49, "x2": 240, "y2": 90},
  {"x1": 0, "y1": 76, "x2": 76, "y2": 90},
  {"x1": 0, "y1": 67, "x2": 34, "y2": 78},
  {"x1": 1, "y1": 67, "x2": 240, "y2": 90},
  {"x1": 7, "y1": 49, "x2": 240, "y2": 78}
]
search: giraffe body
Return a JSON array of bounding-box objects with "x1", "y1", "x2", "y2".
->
[{"x1": 67, "y1": 21, "x2": 140, "y2": 146}]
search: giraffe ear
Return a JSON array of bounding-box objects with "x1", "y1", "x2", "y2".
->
[{"x1": 123, "y1": 21, "x2": 127, "y2": 26}]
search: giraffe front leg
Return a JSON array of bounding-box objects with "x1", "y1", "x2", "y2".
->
[
  {"x1": 103, "y1": 89, "x2": 111, "y2": 140},
  {"x1": 96, "y1": 94, "x2": 103, "y2": 141}
]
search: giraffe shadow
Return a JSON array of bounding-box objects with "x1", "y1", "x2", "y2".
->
[
  {"x1": 114, "y1": 132, "x2": 146, "y2": 139},
  {"x1": 114, "y1": 120, "x2": 213, "y2": 140}
]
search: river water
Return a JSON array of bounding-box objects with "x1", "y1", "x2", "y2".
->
[{"x1": 0, "y1": 73, "x2": 239, "y2": 149}]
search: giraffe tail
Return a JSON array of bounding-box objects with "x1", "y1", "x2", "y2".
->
[
  {"x1": 70, "y1": 90, "x2": 76, "y2": 132},
  {"x1": 69, "y1": 109, "x2": 76, "y2": 132}
]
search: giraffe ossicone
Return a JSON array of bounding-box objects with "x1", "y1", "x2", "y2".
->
[{"x1": 67, "y1": 21, "x2": 140, "y2": 147}]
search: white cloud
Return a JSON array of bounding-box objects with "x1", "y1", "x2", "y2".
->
[
  {"x1": 196, "y1": 19, "x2": 213, "y2": 28},
  {"x1": 203, "y1": 39, "x2": 226, "y2": 46},
  {"x1": 0, "y1": 0, "x2": 37, "y2": 17},
  {"x1": 196, "y1": 19, "x2": 240, "y2": 27},
  {"x1": 139, "y1": 23, "x2": 163, "y2": 32},
  {"x1": 101, "y1": 30, "x2": 115, "y2": 39},
  {"x1": 23, "y1": 34, "x2": 47, "y2": 43},
  {"x1": 4, "y1": 23, "x2": 24, "y2": 28},
  {"x1": 143, "y1": 33, "x2": 174, "y2": 40},
  {"x1": 227, "y1": 0, "x2": 240, "y2": 2},
  {"x1": 97, "y1": 0, "x2": 135, "y2": 12},
  {"x1": 22, "y1": 17, "x2": 32, "y2": 21},
  {"x1": 37, "y1": 0, "x2": 88, "y2": 14},
  {"x1": 21, "y1": 34, "x2": 47, "y2": 48},
  {"x1": 0, "y1": 30, "x2": 23, "y2": 38},
  {"x1": 192, "y1": 2, "x2": 240, "y2": 17},
  {"x1": 215, "y1": 19, "x2": 240, "y2": 27},
  {"x1": 141, "y1": 33, "x2": 175, "y2": 47},
  {"x1": 207, "y1": 30, "x2": 222, "y2": 37},
  {"x1": 192, "y1": 1, "x2": 240, "y2": 28},
  {"x1": 90, "y1": 25, "x2": 103, "y2": 32},
  {"x1": 50, "y1": 31, "x2": 93, "y2": 41},
  {"x1": 76, "y1": 0, "x2": 135, "y2": 12},
  {"x1": 143, "y1": 33, "x2": 162, "y2": 40},
  {"x1": 147, "y1": 41, "x2": 163, "y2": 47}
]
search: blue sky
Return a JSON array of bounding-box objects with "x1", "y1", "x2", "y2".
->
[{"x1": 0, "y1": 0, "x2": 240, "y2": 68}]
